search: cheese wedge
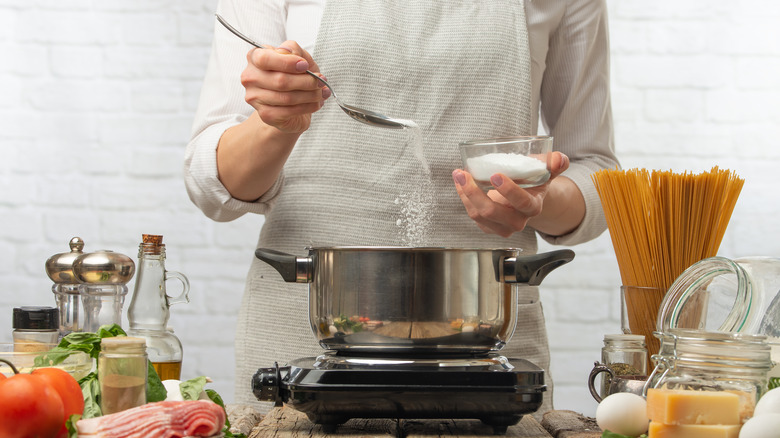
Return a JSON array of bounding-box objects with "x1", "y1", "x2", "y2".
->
[
  {"x1": 648, "y1": 421, "x2": 741, "y2": 438},
  {"x1": 647, "y1": 388, "x2": 741, "y2": 425}
]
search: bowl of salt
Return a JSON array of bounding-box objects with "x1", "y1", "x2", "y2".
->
[{"x1": 459, "y1": 136, "x2": 553, "y2": 191}]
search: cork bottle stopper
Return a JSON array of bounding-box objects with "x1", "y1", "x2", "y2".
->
[
  {"x1": 142, "y1": 234, "x2": 163, "y2": 245},
  {"x1": 140, "y1": 234, "x2": 164, "y2": 255}
]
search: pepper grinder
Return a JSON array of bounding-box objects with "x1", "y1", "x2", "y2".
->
[
  {"x1": 73, "y1": 249, "x2": 135, "y2": 333},
  {"x1": 45, "y1": 237, "x2": 86, "y2": 337}
]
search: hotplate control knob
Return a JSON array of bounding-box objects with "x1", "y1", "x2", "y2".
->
[{"x1": 253, "y1": 362, "x2": 289, "y2": 405}]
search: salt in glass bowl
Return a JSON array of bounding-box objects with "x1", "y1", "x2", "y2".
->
[
  {"x1": 459, "y1": 136, "x2": 553, "y2": 191},
  {"x1": 0, "y1": 343, "x2": 92, "y2": 380}
]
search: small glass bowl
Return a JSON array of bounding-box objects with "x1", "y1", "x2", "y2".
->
[
  {"x1": 0, "y1": 343, "x2": 93, "y2": 380},
  {"x1": 459, "y1": 136, "x2": 553, "y2": 191}
]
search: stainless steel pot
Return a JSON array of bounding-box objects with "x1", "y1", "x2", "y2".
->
[{"x1": 255, "y1": 247, "x2": 574, "y2": 354}]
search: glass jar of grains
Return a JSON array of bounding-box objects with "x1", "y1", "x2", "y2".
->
[
  {"x1": 649, "y1": 329, "x2": 773, "y2": 417},
  {"x1": 98, "y1": 337, "x2": 148, "y2": 415}
]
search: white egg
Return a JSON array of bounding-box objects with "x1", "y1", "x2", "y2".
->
[
  {"x1": 755, "y1": 388, "x2": 780, "y2": 416},
  {"x1": 596, "y1": 392, "x2": 649, "y2": 437},
  {"x1": 739, "y1": 413, "x2": 780, "y2": 438}
]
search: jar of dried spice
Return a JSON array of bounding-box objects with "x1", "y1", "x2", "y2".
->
[{"x1": 98, "y1": 336, "x2": 148, "y2": 415}]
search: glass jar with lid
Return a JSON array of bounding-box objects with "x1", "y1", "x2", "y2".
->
[
  {"x1": 649, "y1": 329, "x2": 773, "y2": 415},
  {"x1": 601, "y1": 334, "x2": 648, "y2": 376},
  {"x1": 596, "y1": 334, "x2": 648, "y2": 399},
  {"x1": 658, "y1": 256, "x2": 780, "y2": 388},
  {"x1": 13, "y1": 306, "x2": 59, "y2": 351},
  {"x1": 98, "y1": 336, "x2": 147, "y2": 415}
]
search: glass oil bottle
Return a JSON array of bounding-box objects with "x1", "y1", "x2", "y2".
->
[{"x1": 126, "y1": 234, "x2": 190, "y2": 380}]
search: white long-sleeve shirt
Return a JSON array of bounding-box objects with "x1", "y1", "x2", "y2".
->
[{"x1": 184, "y1": 0, "x2": 618, "y2": 246}]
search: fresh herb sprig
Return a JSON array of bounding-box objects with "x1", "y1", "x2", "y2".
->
[{"x1": 601, "y1": 430, "x2": 648, "y2": 438}]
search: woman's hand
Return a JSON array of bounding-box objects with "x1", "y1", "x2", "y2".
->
[
  {"x1": 452, "y1": 152, "x2": 583, "y2": 237},
  {"x1": 241, "y1": 41, "x2": 330, "y2": 133}
]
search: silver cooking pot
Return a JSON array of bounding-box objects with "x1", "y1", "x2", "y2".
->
[{"x1": 255, "y1": 247, "x2": 573, "y2": 354}]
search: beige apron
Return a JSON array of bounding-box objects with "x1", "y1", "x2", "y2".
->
[{"x1": 236, "y1": 0, "x2": 554, "y2": 416}]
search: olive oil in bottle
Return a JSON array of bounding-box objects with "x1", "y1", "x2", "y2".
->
[
  {"x1": 126, "y1": 234, "x2": 190, "y2": 380},
  {"x1": 152, "y1": 360, "x2": 183, "y2": 381}
]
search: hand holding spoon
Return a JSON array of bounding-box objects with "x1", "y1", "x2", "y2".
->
[{"x1": 215, "y1": 14, "x2": 416, "y2": 129}]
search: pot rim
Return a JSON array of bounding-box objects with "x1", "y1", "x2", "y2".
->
[{"x1": 304, "y1": 246, "x2": 524, "y2": 252}]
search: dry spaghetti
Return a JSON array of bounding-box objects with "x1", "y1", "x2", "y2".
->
[{"x1": 592, "y1": 167, "x2": 744, "y2": 356}]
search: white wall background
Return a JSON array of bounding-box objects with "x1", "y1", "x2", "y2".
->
[{"x1": 1, "y1": 0, "x2": 778, "y2": 418}]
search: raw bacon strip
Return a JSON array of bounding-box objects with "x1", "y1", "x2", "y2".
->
[{"x1": 77, "y1": 400, "x2": 225, "y2": 438}]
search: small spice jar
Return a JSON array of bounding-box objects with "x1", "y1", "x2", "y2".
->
[
  {"x1": 602, "y1": 334, "x2": 649, "y2": 375},
  {"x1": 98, "y1": 337, "x2": 147, "y2": 415},
  {"x1": 599, "y1": 334, "x2": 648, "y2": 398},
  {"x1": 13, "y1": 306, "x2": 59, "y2": 352},
  {"x1": 650, "y1": 329, "x2": 773, "y2": 413}
]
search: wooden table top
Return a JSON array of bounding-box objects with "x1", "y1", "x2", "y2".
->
[{"x1": 227, "y1": 405, "x2": 602, "y2": 438}]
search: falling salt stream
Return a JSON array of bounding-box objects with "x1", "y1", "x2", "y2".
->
[{"x1": 394, "y1": 123, "x2": 435, "y2": 247}]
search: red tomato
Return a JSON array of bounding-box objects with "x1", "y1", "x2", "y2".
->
[
  {"x1": 32, "y1": 368, "x2": 85, "y2": 438},
  {"x1": 0, "y1": 373, "x2": 64, "y2": 438}
]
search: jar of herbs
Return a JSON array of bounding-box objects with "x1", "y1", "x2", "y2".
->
[
  {"x1": 598, "y1": 334, "x2": 648, "y2": 398},
  {"x1": 98, "y1": 337, "x2": 148, "y2": 415}
]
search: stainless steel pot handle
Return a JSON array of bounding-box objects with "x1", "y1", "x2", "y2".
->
[
  {"x1": 504, "y1": 249, "x2": 574, "y2": 285},
  {"x1": 254, "y1": 248, "x2": 313, "y2": 283}
]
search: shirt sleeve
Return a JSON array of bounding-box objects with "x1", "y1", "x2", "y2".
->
[
  {"x1": 183, "y1": 0, "x2": 288, "y2": 222},
  {"x1": 534, "y1": 0, "x2": 619, "y2": 246}
]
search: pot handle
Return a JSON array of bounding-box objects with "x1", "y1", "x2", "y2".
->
[
  {"x1": 254, "y1": 248, "x2": 312, "y2": 283},
  {"x1": 506, "y1": 249, "x2": 574, "y2": 285}
]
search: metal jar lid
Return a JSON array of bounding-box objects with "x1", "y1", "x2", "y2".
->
[
  {"x1": 45, "y1": 237, "x2": 85, "y2": 284},
  {"x1": 100, "y1": 336, "x2": 147, "y2": 354},
  {"x1": 73, "y1": 250, "x2": 136, "y2": 285},
  {"x1": 13, "y1": 306, "x2": 59, "y2": 330}
]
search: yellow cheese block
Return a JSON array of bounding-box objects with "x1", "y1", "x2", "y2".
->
[
  {"x1": 648, "y1": 421, "x2": 741, "y2": 438},
  {"x1": 647, "y1": 388, "x2": 741, "y2": 425}
]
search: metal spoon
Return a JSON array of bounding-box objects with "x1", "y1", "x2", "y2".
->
[{"x1": 215, "y1": 14, "x2": 416, "y2": 129}]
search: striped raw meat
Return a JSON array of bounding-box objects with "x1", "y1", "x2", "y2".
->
[{"x1": 77, "y1": 400, "x2": 225, "y2": 438}]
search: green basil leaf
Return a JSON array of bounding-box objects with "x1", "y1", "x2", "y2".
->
[
  {"x1": 205, "y1": 389, "x2": 247, "y2": 438},
  {"x1": 145, "y1": 360, "x2": 167, "y2": 402},
  {"x1": 34, "y1": 346, "x2": 78, "y2": 367},
  {"x1": 97, "y1": 324, "x2": 127, "y2": 339},
  {"x1": 180, "y1": 376, "x2": 209, "y2": 401},
  {"x1": 80, "y1": 372, "x2": 102, "y2": 419},
  {"x1": 66, "y1": 414, "x2": 81, "y2": 438}
]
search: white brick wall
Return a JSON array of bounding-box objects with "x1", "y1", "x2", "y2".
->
[{"x1": 1, "y1": 0, "x2": 778, "y2": 418}]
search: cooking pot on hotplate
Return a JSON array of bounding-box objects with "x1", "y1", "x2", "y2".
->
[{"x1": 255, "y1": 247, "x2": 573, "y2": 355}]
